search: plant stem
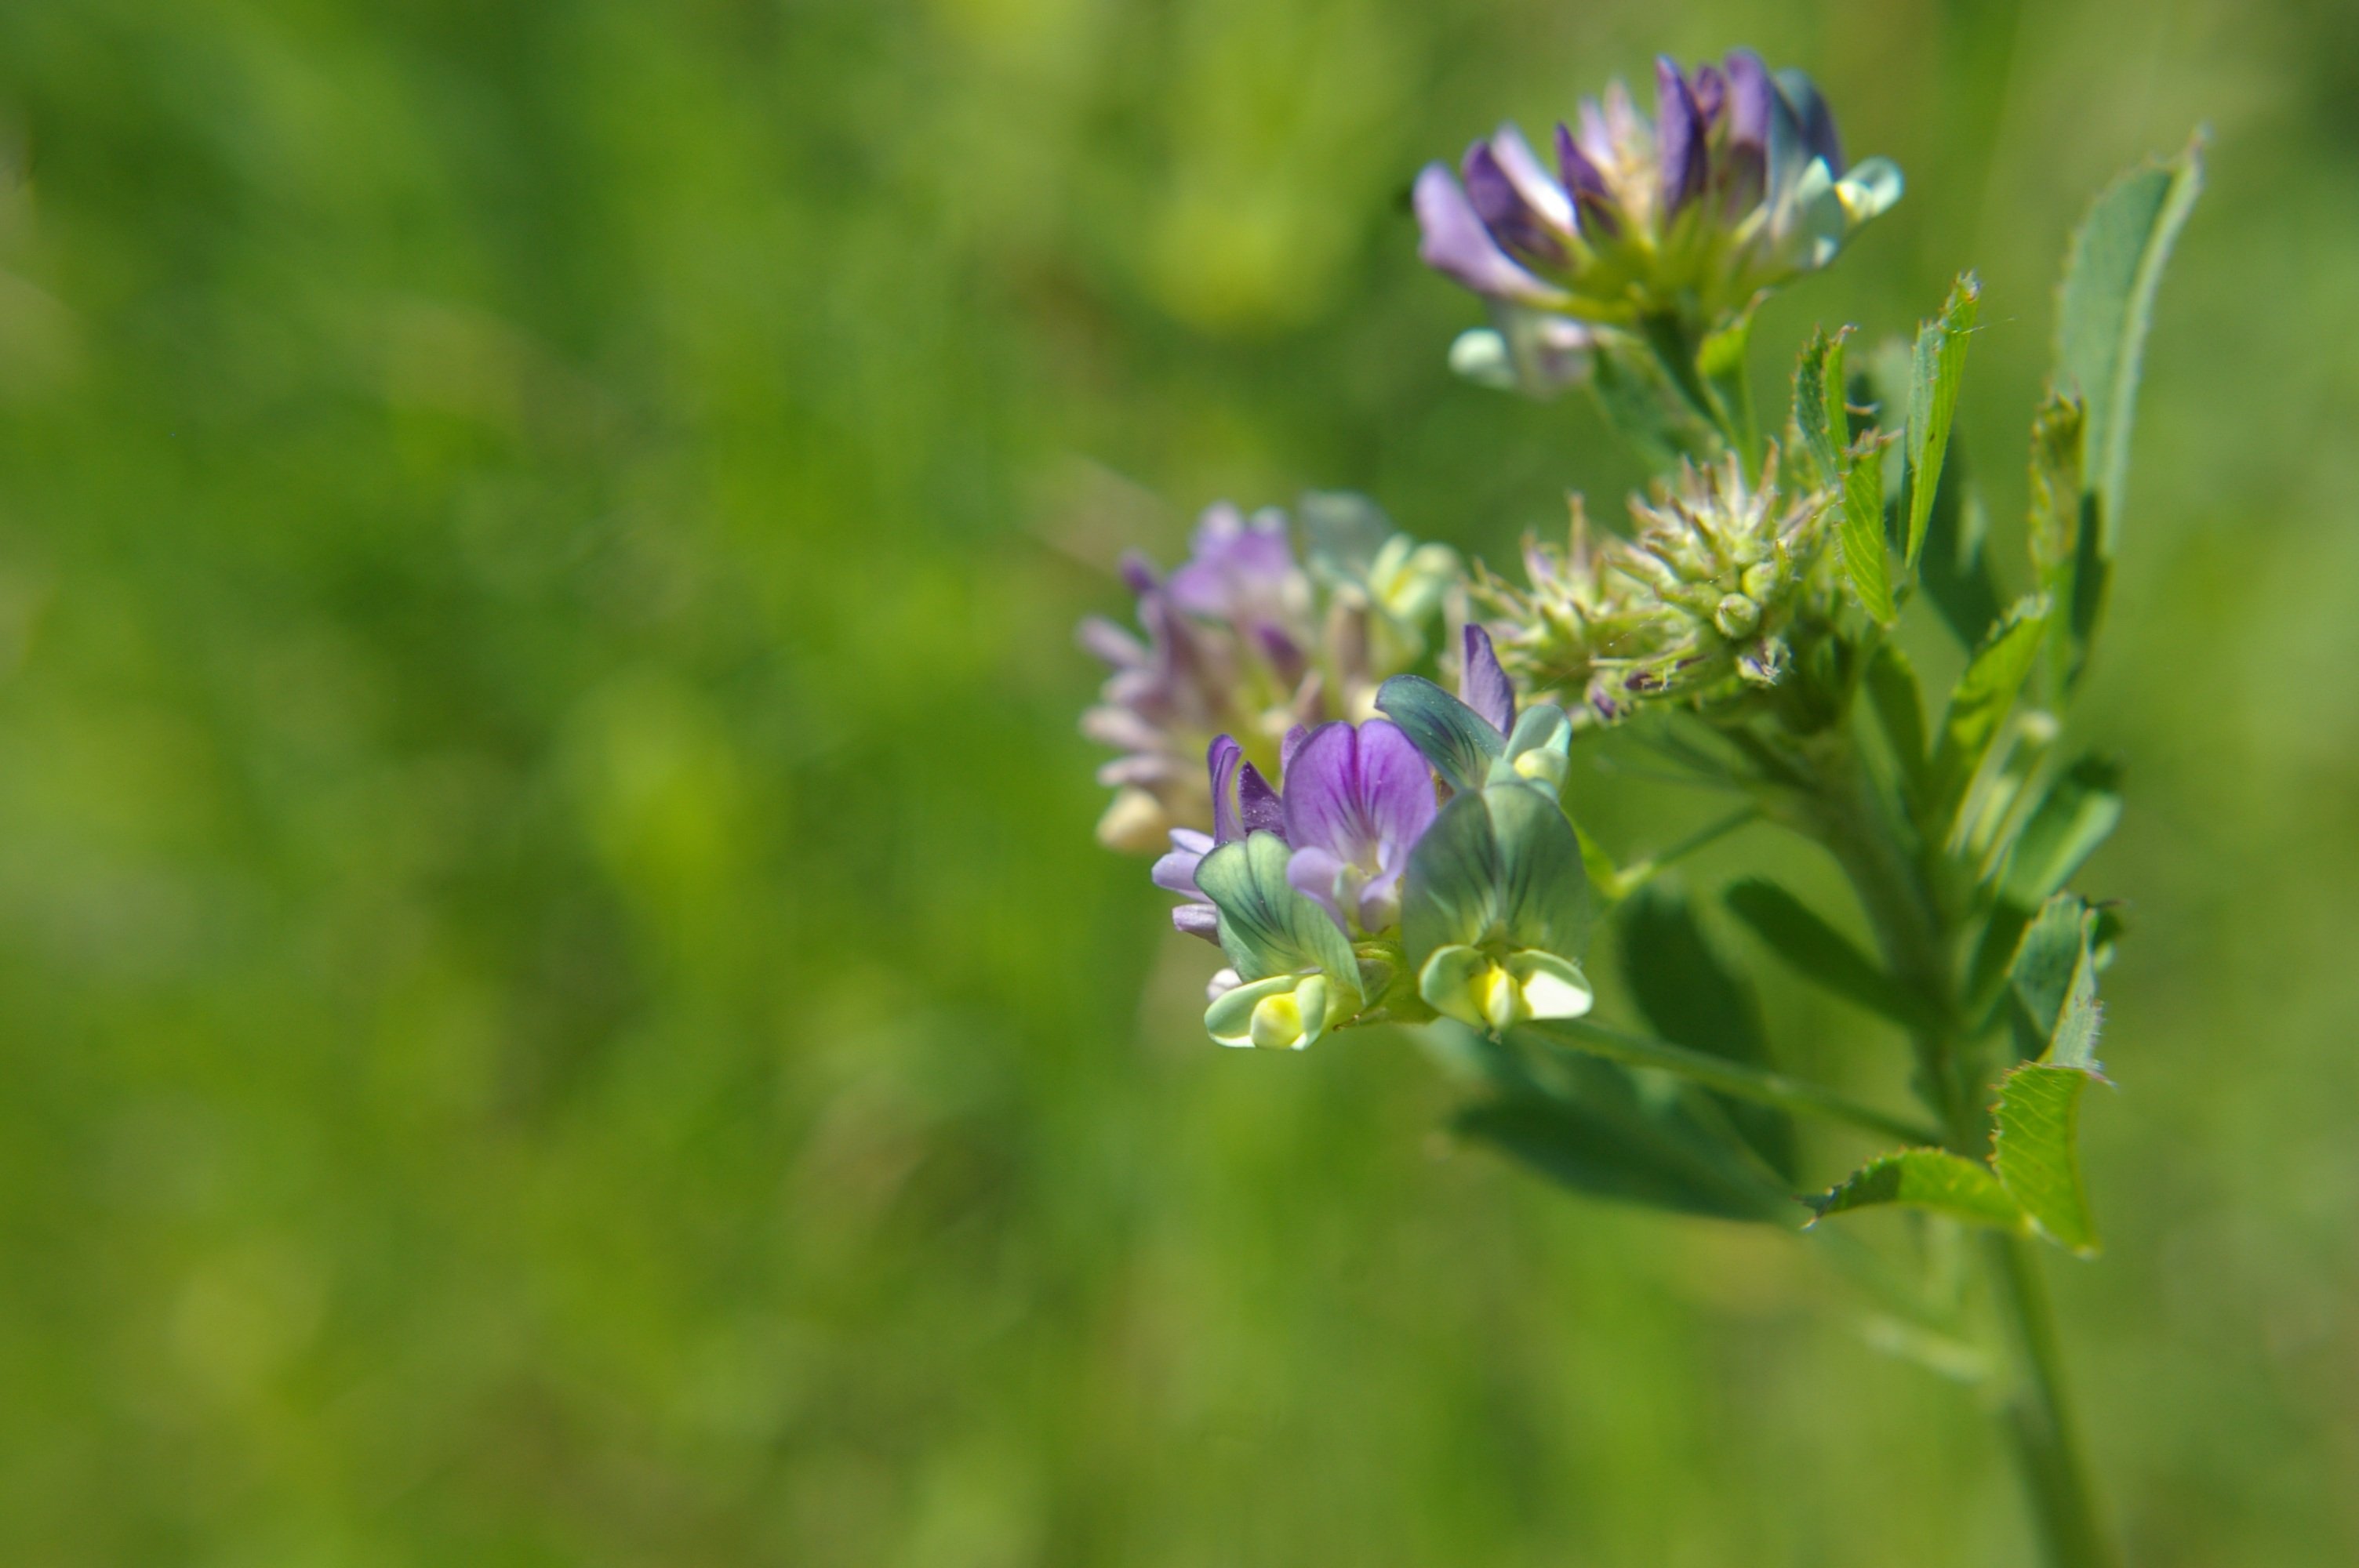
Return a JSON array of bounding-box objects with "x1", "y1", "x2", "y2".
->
[
  {"x1": 1521, "y1": 1018, "x2": 1942, "y2": 1146},
  {"x1": 1985, "y1": 1232, "x2": 2117, "y2": 1567},
  {"x1": 1787, "y1": 723, "x2": 2115, "y2": 1564}
]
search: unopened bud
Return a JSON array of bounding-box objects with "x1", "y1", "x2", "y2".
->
[{"x1": 1714, "y1": 593, "x2": 1763, "y2": 639}]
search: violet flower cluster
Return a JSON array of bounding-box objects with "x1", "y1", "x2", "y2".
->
[
  {"x1": 1080, "y1": 497, "x2": 1459, "y2": 852},
  {"x1": 1417, "y1": 50, "x2": 1900, "y2": 395},
  {"x1": 1139, "y1": 622, "x2": 1593, "y2": 1050}
]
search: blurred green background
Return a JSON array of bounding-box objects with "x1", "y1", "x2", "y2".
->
[{"x1": 0, "y1": 0, "x2": 2353, "y2": 1563}]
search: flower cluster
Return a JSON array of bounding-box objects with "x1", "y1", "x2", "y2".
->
[
  {"x1": 1080, "y1": 495, "x2": 1459, "y2": 851},
  {"x1": 1415, "y1": 50, "x2": 1901, "y2": 389},
  {"x1": 1147, "y1": 628, "x2": 1596, "y2": 1048},
  {"x1": 1477, "y1": 448, "x2": 1837, "y2": 723}
]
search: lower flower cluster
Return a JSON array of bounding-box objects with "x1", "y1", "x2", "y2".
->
[{"x1": 1150, "y1": 625, "x2": 1595, "y2": 1049}]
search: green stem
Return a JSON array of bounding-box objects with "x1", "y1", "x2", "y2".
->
[
  {"x1": 1986, "y1": 1232, "x2": 2117, "y2": 1567},
  {"x1": 1637, "y1": 311, "x2": 1748, "y2": 470},
  {"x1": 1787, "y1": 728, "x2": 1977, "y2": 1146},
  {"x1": 1520, "y1": 1018, "x2": 1943, "y2": 1146},
  {"x1": 1782, "y1": 719, "x2": 2114, "y2": 1563}
]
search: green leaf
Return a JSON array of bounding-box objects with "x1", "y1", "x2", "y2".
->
[
  {"x1": 1195, "y1": 831, "x2": 1362, "y2": 1000},
  {"x1": 2026, "y1": 394, "x2": 2105, "y2": 690},
  {"x1": 1904, "y1": 274, "x2": 1980, "y2": 569},
  {"x1": 1724, "y1": 877, "x2": 1932, "y2": 1031},
  {"x1": 1994, "y1": 1064, "x2": 2102, "y2": 1255},
  {"x1": 1805, "y1": 1149, "x2": 2026, "y2": 1231},
  {"x1": 1864, "y1": 641, "x2": 1927, "y2": 797},
  {"x1": 1928, "y1": 595, "x2": 2052, "y2": 827},
  {"x1": 2026, "y1": 394, "x2": 2087, "y2": 592},
  {"x1": 2055, "y1": 133, "x2": 2205, "y2": 554},
  {"x1": 1452, "y1": 1037, "x2": 1792, "y2": 1224},
  {"x1": 1620, "y1": 886, "x2": 1794, "y2": 1178},
  {"x1": 1837, "y1": 435, "x2": 1896, "y2": 625},
  {"x1": 1792, "y1": 325, "x2": 1851, "y2": 485},
  {"x1": 2009, "y1": 892, "x2": 2103, "y2": 1069},
  {"x1": 1376, "y1": 673, "x2": 1504, "y2": 794},
  {"x1": 1917, "y1": 447, "x2": 2005, "y2": 650},
  {"x1": 1999, "y1": 757, "x2": 2123, "y2": 907}
]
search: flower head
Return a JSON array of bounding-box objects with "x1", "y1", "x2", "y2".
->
[
  {"x1": 1413, "y1": 51, "x2": 1901, "y2": 333},
  {"x1": 1478, "y1": 448, "x2": 1837, "y2": 722},
  {"x1": 1082, "y1": 498, "x2": 1457, "y2": 851}
]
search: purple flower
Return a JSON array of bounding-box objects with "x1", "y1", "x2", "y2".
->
[
  {"x1": 1166, "y1": 503, "x2": 1307, "y2": 638},
  {"x1": 1282, "y1": 719, "x2": 1438, "y2": 935},
  {"x1": 1156, "y1": 735, "x2": 1287, "y2": 943},
  {"x1": 1412, "y1": 51, "x2": 1903, "y2": 334},
  {"x1": 1081, "y1": 499, "x2": 1460, "y2": 852}
]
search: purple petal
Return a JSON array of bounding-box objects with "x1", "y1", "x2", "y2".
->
[
  {"x1": 1285, "y1": 845, "x2": 1348, "y2": 920},
  {"x1": 1172, "y1": 902, "x2": 1220, "y2": 942},
  {"x1": 1254, "y1": 622, "x2": 1308, "y2": 686},
  {"x1": 1692, "y1": 64, "x2": 1726, "y2": 129},
  {"x1": 1601, "y1": 81, "x2": 1642, "y2": 149},
  {"x1": 1722, "y1": 50, "x2": 1772, "y2": 213},
  {"x1": 1169, "y1": 503, "x2": 1298, "y2": 618},
  {"x1": 1097, "y1": 755, "x2": 1182, "y2": 787},
  {"x1": 1655, "y1": 57, "x2": 1705, "y2": 219},
  {"x1": 1281, "y1": 722, "x2": 1361, "y2": 861},
  {"x1": 1281, "y1": 720, "x2": 1436, "y2": 867},
  {"x1": 1413, "y1": 164, "x2": 1566, "y2": 306},
  {"x1": 1281, "y1": 724, "x2": 1312, "y2": 772},
  {"x1": 1488, "y1": 124, "x2": 1573, "y2": 233},
  {"x1": 1118, "y1": 551, "x2": 1160, "y2": 596},
  {"x1": 1462, "y1": 142, "x2": 1566, "y2": 268},
  {"x1": 1081, "y1": 705, "x2": 1162, "y2": 751},
  {"x1": 1152, "y1": 828, "x2": 1215, "y2": 895},
  {"x1": 1077, "y1": 615, "x2": 1147, "y2": 668},
  {"x1": 1238, "y1": 762, "x2": 1285, "y2": 838},
  {"x1": 1209, "y1": 735, "x2": 1246, "y2": 843},
  {"x1": 1354, "y1": 719, "x2": 1439, "y2": 860},
  {"x1": 1725, "y1": 51, "x2": 1774, "y2": 151},
  {"x1": 1553, "y1": 124, "x2": 1619, "y2": 238},
  {"x1": 1779, "y1": 67, "x2": 1845, "y2": 173},
  {"x1": 1459, "y1": 624, "x2": 1516, "y2": 736}
]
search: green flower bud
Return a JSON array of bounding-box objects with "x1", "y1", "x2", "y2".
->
[
  {"x1": 1417, "y1": 945, "x2": 1593, "y2": 1031},
  {"x1": 1475, "y1": 449, "x2": 1838, "y2": 724},
  {"x1": 1205, "y1": 971, "x2": 1346, "y2": 1051}
]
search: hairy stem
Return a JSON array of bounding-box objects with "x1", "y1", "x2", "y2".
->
[
  {"x1": 1986, "y1": 1232, "x2": 2117, "y2": 1567},
  {"x1": 1786, "y1": 719, "x2": 2114, "y2": 1564},
  {"x1": 1521, "y1": 1018, "x2": 1942, "y2": 1146}
]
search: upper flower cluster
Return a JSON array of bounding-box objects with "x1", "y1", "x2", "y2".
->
[
  {"x1": 1081, "y1": 496, "x2": 1459, "y2": 851},
  {"x1": 1415, "y1": 51, "x2": 1901, "y2": 339},
  {"x1": 1477, "y1": 448, "x2": 1837, "y2": 724}
]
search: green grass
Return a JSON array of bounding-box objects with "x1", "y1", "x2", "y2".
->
[{"x1": 0, "y1": 1, "x2": 2354, "y2": 1562}]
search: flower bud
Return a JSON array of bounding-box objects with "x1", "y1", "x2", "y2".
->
[{"x1": 1476, "y1": 448, "x2": 1837, "y2": 721}]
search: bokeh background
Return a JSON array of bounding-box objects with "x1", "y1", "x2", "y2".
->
[{"x1": 0, "y1": 0, "x2": 2353, "y2": 1563}]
